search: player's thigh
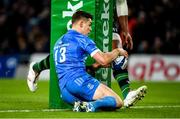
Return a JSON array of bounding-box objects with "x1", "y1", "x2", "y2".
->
[
  {"x1": 93, "y1": 83, "x2": 123, "y2": 106},
  {"x1": 66, "y1": 74, "x2": 100, "y2": 101},
  {"x1": 61, "y1": 87, "x2": 81, "y2": 105}
]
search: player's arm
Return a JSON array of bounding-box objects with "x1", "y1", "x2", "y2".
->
[
  {"x1": 90, "y1": 61, "x2": 110, "y2": 71},
  {"x1": 119, "y1": 16, "x2": 133, "y2": 50},
  {"x1": 116, "y1": 0, "x2": 133, "y2": 50},
  {"x1": 92, "y1": 48, "x2": 128, "y2": 66}
]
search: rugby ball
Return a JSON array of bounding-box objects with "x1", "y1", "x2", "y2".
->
[{"x1": 112, "y1": 56, "x2": 128, "y2": 70}]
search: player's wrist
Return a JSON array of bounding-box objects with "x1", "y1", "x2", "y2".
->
[
  {"x1": 117, "y1": 48, "x2": 128, "y2": 58},
  {"x1": 121, "y1": 31, "x2": 130, "y2": 35},
  {"x1": 117, "y1": 48, "x2": 124, "y2": 55}
]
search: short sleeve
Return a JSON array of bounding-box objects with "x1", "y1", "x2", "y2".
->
[{"x1": 79, "y1": 36, "x2": 100, "y2": 57}]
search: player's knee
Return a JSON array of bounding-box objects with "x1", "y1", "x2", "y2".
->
[{"x1": 115, "y1": 98, "x2": 123, "y2": 108}]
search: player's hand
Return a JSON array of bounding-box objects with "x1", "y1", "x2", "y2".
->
[
  {"x1": 121, "y1": 32, "x2": 133, "y2": 50},
  {"x1": 118, "y1": 48, "x2": 128, "y2": 58}
]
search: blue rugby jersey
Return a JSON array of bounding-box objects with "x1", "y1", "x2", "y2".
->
[{"x1": 53, "y1": 29, "x2": 100, "y2": 90}]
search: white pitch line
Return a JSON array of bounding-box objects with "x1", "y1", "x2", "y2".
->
[
  {"x1": 0, "y1": 105, "x2": 180, "y2": 113},
  {"x1": 0, "y1": 109, "x2": 70, "y2": 113},
  {"x1": 130, "y1": 105, "x2": 180, "y2": 109}
]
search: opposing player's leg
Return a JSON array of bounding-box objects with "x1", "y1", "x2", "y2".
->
[
  {"x1": 112, "y1": 32, "x2": 147, "y2": 107},
  {"x1": 113, "y1": 68, "x2": 130, "y2": 98},
  {"x1": 123, "y1": 85, "x2": 147, "y2": 107},
  {"x1": 32, "y1": 54, "x2": 50, "y2": 73},
  {"x1": 27, "y1": 54, "x2": 50, "y2": 92},
  {"x1": 27, "y1": 62, "x2": 39, "y2": 92}
]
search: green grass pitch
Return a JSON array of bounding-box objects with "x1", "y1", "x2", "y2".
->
[{"x1": 0, "y1": 79, "x2": 180, "y2": 118}]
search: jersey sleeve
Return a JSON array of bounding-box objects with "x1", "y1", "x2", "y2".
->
[{"x1": 79, "y1": 37, "x2": 101, "y2": 57}]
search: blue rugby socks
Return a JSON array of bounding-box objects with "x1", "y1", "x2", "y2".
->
[{"x1": 90, "y1": 96, "x2": 117, "y2": 111}]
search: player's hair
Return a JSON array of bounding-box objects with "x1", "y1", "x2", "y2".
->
[{"x1": 72, "y1": 10, "x2": 93, "y2": 24}]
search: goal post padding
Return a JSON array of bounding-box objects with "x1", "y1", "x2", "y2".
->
[{"x1": 50, "y1": 0, "x2": 113, "y2": 109}]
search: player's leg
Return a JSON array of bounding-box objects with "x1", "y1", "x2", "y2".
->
[
  {"x1": 112, "y1": 33, "x2": 147, "y2": 107},
  {"x1": 65, "y1": 73, "x2": 123, "y2": 112},
  {"x1": 27, "y1": 54, "x2": 50, "y2": 92},
  {"x1": 114, "y1": 0, "x2": 147, "y2": 107},
  {"x1": 33, "y1": 54, "x2": 50, "y2": 73},
  {"x1": 112, "y1": 25, "x2": 131, "y2": 100},
  {"x1": 113, "y1": 55, "x2": 147, "y2": 108},
  {"x1": 61, "y1": 87, "x2": 116, "y2": 112},
  {"x1": 61, "y1": 87, "x2": 81, "y2": 105},
  {"x1": 113, "y1": 67, "x2": 130, "y2": 99},
  {"x1": 78, "y1": 83, "x2": 123, "y2": 112},
  {"x1": 92, "y1": 83, "x2": 123, "y2": 108},
  {"x1": 60, "y1": 87, "x2": 88, "y2": 112},
  {"x1": 123, "y1": 85, "x2": 147, "y2": 107}
]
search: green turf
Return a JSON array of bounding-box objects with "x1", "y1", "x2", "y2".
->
[{"x1": 0, "y1": 79, "x2": 180, "y2": 118}]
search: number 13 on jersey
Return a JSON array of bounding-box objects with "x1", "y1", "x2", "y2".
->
[{"x1": 54, "y1": 47, "x2": 66, "y2": 65}]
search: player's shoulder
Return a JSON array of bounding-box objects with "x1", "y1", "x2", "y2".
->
[{"x1": 76, "y1": 34, "x2": 91, "y2": 43}]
